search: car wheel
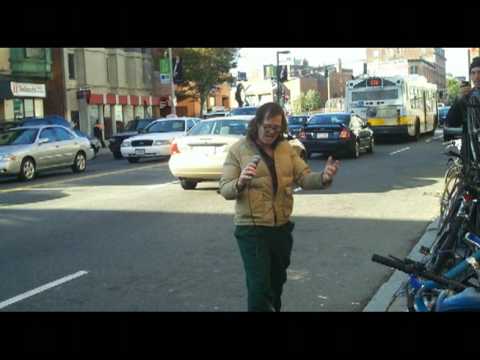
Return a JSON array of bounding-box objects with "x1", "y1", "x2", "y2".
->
[
  {"x1": 113, "y1": 152, "x2": 123, "y2": 159},
  {"x1": 367, "y1": 137, "x2": 374, "y2": 154},
  {"x1": 180, "y1": 179, "x2": 198, "y2": 190},
  {"x1": 128, "y1": 158, "x2": 140, "y2": 164},
  {"x1": 352, "y1": 141, "x2": 360, "y2": 159},
  {"x1": 72, "y1": 152, "x2": 87, "y2": 173},
  {"x1": 18, "y1": 157, "x2": 36, "y2": 181}
]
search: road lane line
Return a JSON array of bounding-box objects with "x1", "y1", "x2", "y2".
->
[
  {"x1": 389, "y1": 147, "x2": 410, "y2": 156},
  {"x1": 0, "y1": 271, "x2": 88, "y2": 310},
  {"x1": 0, "y1": 162, "x2": 169, "y2": 194}
]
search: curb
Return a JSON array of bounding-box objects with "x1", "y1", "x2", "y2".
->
[{"x1": 363, "y1": 217, "x2": 440, "y2": 312}]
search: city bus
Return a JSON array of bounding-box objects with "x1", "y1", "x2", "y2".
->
[{"x1": 345, "y1": 75, "x2": 438, "y2": 140}]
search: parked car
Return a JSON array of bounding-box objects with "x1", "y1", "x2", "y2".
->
[
  {"x1": 288, "y1": 115, "x2": 309, "y2": 136},
  {"x1": 438, "y1": 106, "x2": 451, "y2": 128},
  {"x1": 73, "y1": 129, "x2": 101, "y2": 157},
  {"x1": 0, "y1": 125, "x2": 94, "y2": 181},
  {"x1": 121, "y1": 117, "x2": 200, "y2": 163},
  {"x1": 108, "y1": 118, "x2": 155, "y2": 159},
  {"x1": 298, "y1": 112, "x2": 374, "y2": 159},
  {"x1": 1, "y1": 115, "x2": 72, "y2": 133},
  {"x1": 229, "y1": 106, "x2": 257, "y2": 116},
  {"x1": 168, "y1": 116, "x2": 306, "y2": 190}
]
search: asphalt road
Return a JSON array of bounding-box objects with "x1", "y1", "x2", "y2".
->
[{"x1": 0, "y1": 131, "x2": 447, "y2": 311}]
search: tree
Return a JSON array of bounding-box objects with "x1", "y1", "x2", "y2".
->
[
  {"x1": 174, "y1": 48, "x2": 240, "y2": 116},
  {"x1": 292, "y1": 90, "x2": 322, "y2": 114},
  {"x1": 447, "y1": 77, "x2": 460, "y2": 105}
]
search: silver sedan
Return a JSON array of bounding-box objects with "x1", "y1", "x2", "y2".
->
[{"x1": 0, "y1": 125, "x2": 95, "y2": 181}]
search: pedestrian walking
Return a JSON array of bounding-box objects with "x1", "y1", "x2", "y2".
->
[
  {"x1": 93, "y1": 121, "x2": 106, "y2": 148},
  {"x1": 219, "y1": 102, "x2": 340, "y2": 312}
]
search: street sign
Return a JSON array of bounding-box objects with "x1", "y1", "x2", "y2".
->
[
  {"x1": 159, "y1": 58, "x2": 171, "y2": 74},
  {"x1": 160, "y1": 74, "x2": 171, "y2": 85}
]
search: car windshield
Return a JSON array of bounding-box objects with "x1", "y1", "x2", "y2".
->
[
  {"x1": 125, "y1": 119, "x2": 152, "y2": 131},
  {"x1": 188, "y1": 120, "x2": 248, "y2": 136},
  {"x1": 0, "y1": 128, "x2": 38, "y2": 146},
  {"x1": 147, "y1": 120, "x2": 185, "y2": 133},
  {"x1": 308, "y1": 114, "x2": 350, "y2": 126},
  {"x1": 288, "y1": 116, "x2": 308, "y2": 125},
  {"x1": 230, "y1": 107, "x2": 256, "y2": 116}
]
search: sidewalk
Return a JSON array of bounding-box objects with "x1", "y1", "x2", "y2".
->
[{"x1": 363, "y1": 217, "x2": 439, "y2": 312}]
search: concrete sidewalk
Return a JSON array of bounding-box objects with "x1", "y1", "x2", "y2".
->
[{"x1": 363, "y1": 217, "x2": 439, "y2": 312}]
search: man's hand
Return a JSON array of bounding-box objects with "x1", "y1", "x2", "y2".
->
[
  {"x1": 237, "y1": 162, "x2": 258, "y2": 190},
  {"x1": 322, "y1": 156, "x2": 340, "y2": 184}
]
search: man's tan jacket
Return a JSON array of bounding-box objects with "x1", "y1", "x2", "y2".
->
[{"x1": 219, "y1": 138, "x2": 331, "y2": 226}]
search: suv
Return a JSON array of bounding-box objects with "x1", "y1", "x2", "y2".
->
[{"x1": 108, "y1": 118, "x2": 155, "y2": 159}]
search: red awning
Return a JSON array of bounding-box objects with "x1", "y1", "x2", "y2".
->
[
  {"x1": 130, "y1": 95, "x2": 139, "y2": 106},
  {"x1": 141, "y1": 96, "x2": 151, "y2": 106},
  {"x1": 118, "y1": 95, "x2": 128, "y2": 105},
  {"x1": 152, "y1": 97, "x2": 160, "y2": 106},
  {"x1": 106, "y1": 94, "x2": 116, "y2": 105},
  {"x1": 88, "y1": 94, "x2": 104, "y2": 105}
]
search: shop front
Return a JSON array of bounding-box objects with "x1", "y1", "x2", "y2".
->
[
  {"x1": 79, "y1": 92, "x2": 163, "y2": 137},
  {"x1": 0, "y1": 80, "x2": 46, "y2": 123}
]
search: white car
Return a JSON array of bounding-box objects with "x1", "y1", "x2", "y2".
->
[
  {"x1": 168, "y1": 116, "x2": 306, "y2": 190},
  {"x1": 121, "y1": 117, "x2": 200, "y2": 163}
]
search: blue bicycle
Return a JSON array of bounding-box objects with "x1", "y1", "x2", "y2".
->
[{"x1": 372, "y1": 232, "x2": 480, "y2": 312}]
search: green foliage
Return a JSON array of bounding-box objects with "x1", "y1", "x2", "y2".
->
[
  {"x1": 175, "y1": 48, "x2": 240, "y2": 114},
  {"x1": 292, "y1": 89, "x2": 322, "y2": 114}
]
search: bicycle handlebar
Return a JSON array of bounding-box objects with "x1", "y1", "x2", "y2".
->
[{"x1": 371, "y1": 254, "x2": 471, "y2": 292}]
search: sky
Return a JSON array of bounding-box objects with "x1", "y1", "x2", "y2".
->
[{"x1": 235, "y1": 48, "x2": 469, "y2": 79}]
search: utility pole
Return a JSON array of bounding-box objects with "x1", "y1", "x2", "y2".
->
[{"x1": 168, "y1": 48, "x2": 176, "y2": 116}]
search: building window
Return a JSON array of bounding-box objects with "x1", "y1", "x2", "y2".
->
[
  {"x1": 68, "y1": 53, "x2": 76, "y2": 80},
  {"x1": 25, "y1": 48, "x2": 45, "y2": 58}
]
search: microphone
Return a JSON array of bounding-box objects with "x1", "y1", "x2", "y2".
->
[{"x1": 250, "y1": 155, "x2": 261, "y2": 167}]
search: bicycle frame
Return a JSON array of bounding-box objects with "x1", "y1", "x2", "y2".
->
[{"x1": 409, "y1": 232, "x2": 480, "y2": 312}]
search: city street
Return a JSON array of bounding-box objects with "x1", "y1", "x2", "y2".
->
[{"x1": 0, "y1": 131, "x2": 447, "y2": 311}]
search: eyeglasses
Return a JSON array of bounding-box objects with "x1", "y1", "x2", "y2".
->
[{"x1": 261, "y1": 124, "x2": 282, "y2": 133}]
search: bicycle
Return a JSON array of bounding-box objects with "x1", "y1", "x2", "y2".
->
[{"x1": 372, "y1": 233, "x2": 480, "y2": 312}]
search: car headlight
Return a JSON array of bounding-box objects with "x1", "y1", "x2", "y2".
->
[
  {"x1": 154, "y1": 139, "x2": 171, "y2": 145},
  {"x1": 0, "y1": 154, "x2": 17, "y2": 161},
  {"x1": 121, "y1": 141, "x2": 131, "y2": 147}
]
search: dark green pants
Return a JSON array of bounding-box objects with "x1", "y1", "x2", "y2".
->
[{"x1": 234, "y1": 222, "x2": 295, "y2": 312}]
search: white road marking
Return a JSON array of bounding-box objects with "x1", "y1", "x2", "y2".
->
[
  {"x1": 389, "y1": 147, "x2": 410, "y2": 156},
  {"x1": 0, "y1": 270, "x2": 88, "y2": 310},
  {"x1": 0, "y1": 163, "x2": 168, "y2": 194},
  {"x1": 145, "y1": 181, "x2": 178, "y2": 190}
]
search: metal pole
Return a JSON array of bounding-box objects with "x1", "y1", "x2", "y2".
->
[
  {"x1": 327, "y1": 69, "x2": 331, "y2": 102},
  {"x1": 168, "y1": 48, "x2": 176, "y2": 116},
  {"x1": 276, "y1": 52, "x2": 280, "y2": 105}
]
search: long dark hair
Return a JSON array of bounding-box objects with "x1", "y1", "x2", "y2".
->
[{"x1": 246, "y1": 102, "x2": 287, "y2": 146}]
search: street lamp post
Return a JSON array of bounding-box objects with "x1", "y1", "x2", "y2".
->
[{"x1": 276, "y1": 50, "x2": 290, "y2": 106}]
